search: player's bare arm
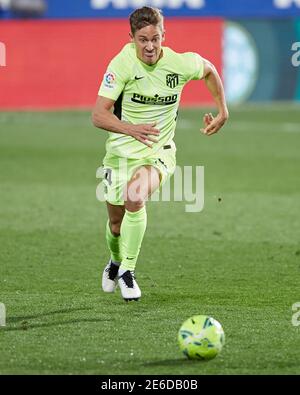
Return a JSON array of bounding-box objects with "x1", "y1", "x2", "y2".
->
[
  {"x1": 200, "y1": 58, "x2": 229, "y2": 136},
  {"x1": 92, "y1": 96, "x2": 160, "y2": 148}
]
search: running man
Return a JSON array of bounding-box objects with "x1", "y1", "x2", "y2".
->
[{"x1": 92, "y1": 7, "x2": 228, "y2": 301}]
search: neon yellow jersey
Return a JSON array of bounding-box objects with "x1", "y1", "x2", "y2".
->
[{"x1": 98, "y1": 43, "x2": 204, "y2": 159}]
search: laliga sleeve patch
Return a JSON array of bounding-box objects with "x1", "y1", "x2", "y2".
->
[{"x1": 104, "y1": 71, "x2": 116, "y2": 89}]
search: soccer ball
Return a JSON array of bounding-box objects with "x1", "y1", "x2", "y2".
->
[{"x1": 178, "y1": 315, "x2": 225, "y2": 360}]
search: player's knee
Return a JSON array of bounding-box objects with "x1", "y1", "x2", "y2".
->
[
  {"x1": 124, "y1": 198, "x2": 145, "y2": 212},
  {"x1": 123, "y1": 184, "x2": 146, "y2": 212}
]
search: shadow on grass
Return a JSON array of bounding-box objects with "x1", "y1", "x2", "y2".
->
[
  {"x1": 8, "y1": 307, "x2": 92, "y2": 323},
  {"x1": 143, "y1": 358, "x2": 208, "y2": 367},
  {"x1": 2, "y1": 317, "x2": 110, "y2": 332},
  {"x1": 0, "y1": 306, "x2": 109, "y2": 331}
]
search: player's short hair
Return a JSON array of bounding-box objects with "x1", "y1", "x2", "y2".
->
[{"x1": 129, "y1": 6, "x2": 164, "y2": 35}]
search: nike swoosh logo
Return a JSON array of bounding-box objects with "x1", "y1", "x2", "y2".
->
[
  {"x1": 126, "y1": 257, "x2": 134, "y2": 260},
  {"x1": 135, "y1": 76, "x2": 144, "y2": 80}
]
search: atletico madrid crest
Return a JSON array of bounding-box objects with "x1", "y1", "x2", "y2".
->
[{"x1": 166, "y1": 73, "x2": 179, "y2": 88}]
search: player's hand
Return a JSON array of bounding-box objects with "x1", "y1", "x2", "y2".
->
[
  {"x1": 200, "y1": 112, "x2": 228, "y2": 136},
  {"x1": 126, "y1": 122, "x2": 160, "y2": 148}
]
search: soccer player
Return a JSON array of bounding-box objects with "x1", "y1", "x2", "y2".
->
[{"x1": 92, "y1": 7, "x2": 228, "y2": 301}]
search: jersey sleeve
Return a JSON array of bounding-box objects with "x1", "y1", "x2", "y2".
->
[
  {"x1": 98, "y1": 52, "x2": 129, "y2": 101},
  {"x1": 182, "y1": 52, "x2": 204, "y2": 82}
]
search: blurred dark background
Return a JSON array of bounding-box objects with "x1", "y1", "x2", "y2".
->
[{"x1": 0, "y1": 0, "x2": 300, "y2": 109}]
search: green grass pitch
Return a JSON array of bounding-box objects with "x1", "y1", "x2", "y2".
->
[{"x1": 0, "y1": 105, "x2": 300, "y2": 374}]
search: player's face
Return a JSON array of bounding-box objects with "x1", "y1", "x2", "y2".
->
[{"x1": 131, "y1": 25, "x2": 165, "y2": 65}]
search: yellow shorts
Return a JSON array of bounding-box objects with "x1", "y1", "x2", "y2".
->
[{"x1": 100, "y1": 145, "x2": 176, "y2": 206}]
